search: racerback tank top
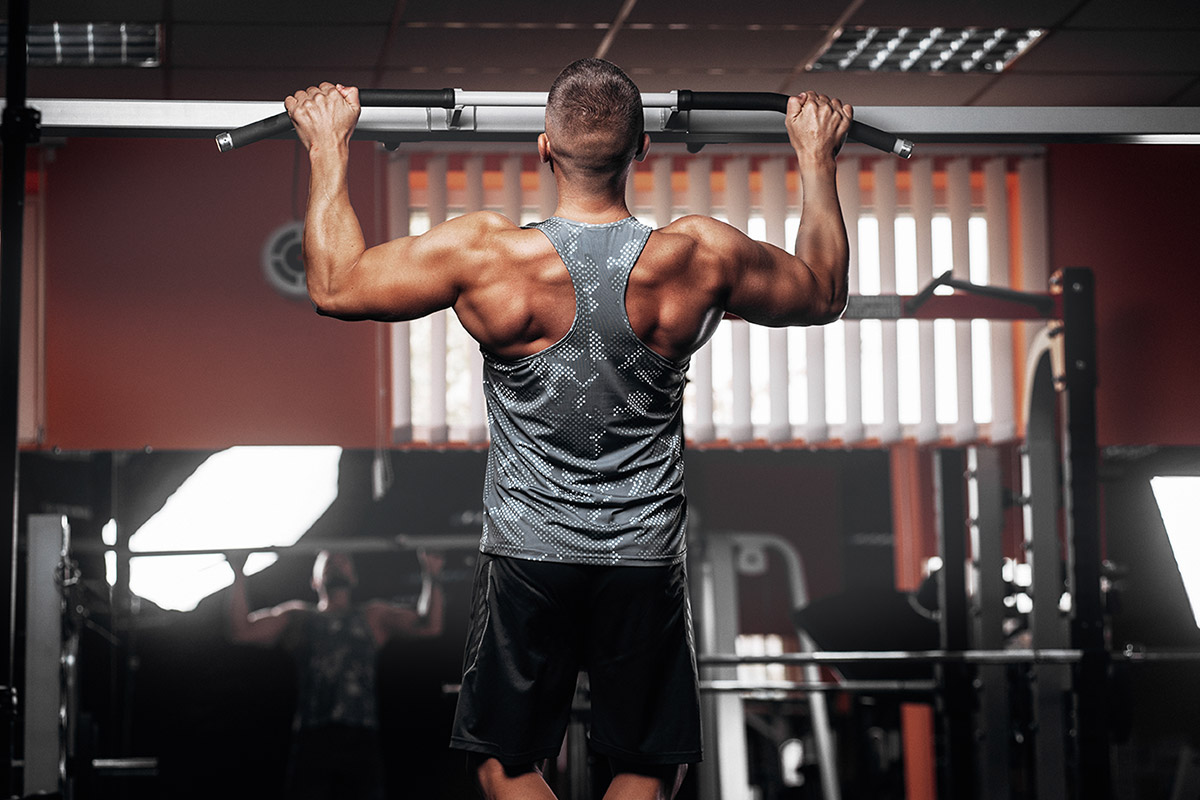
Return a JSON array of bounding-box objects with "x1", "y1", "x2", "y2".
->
[{"x1": 478, "y1": 216, "x2": 690, "y2": 566}]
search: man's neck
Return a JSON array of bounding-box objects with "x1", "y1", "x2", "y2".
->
[{"x1": 551, "y1": 177, "x2": 633, "y2": 224}]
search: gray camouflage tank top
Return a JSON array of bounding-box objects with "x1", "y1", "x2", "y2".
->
[{"x1": 479, "y1": 216, "x2": 690, "y2": 565}]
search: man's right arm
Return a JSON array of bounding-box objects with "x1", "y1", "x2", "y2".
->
[{"x1": 716, "y1": 92, "x2": 853, "y2": 327}]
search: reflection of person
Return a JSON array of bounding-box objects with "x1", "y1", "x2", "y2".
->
[
  {"x1": 285, "y1": 57, "x2": 850, "y2": 800},
  {"x1": 227, "y1": 549, "x2": 444, "y2": 800}
]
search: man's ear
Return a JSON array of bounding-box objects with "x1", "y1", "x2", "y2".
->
[
  {"x1": 634, "y1": 133, "x2": 650, "y2": 162},
  {"x1": 538, "y1": 132, "x2": 552, "y2": 164}
]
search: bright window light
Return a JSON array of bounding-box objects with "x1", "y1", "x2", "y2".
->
[
  {"x1": 125, "y1": 446, "x2": 342, "y2": 612},
  {"x1": 1152, "y1": 476, "x2": 1200, "y2": 627}
]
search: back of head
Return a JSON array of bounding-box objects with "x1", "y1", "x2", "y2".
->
[{"x1": 545, "y1": 58, "x2": 643, "y2": 180}]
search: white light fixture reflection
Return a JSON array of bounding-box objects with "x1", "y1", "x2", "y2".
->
[
  {"x1": 1151, "y1": 476, "x2": 1200, "y2": 627},
  {"x1": 126, "y1": 446, "x2": 342, "y2": 612},
  {"x1": 815, "y1": 26, "x2": 1043, "y2": 73}
]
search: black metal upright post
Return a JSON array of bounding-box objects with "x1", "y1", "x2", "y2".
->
[
  {"x1": 1059, "y1": 267, "x2": 1111, "y2": 798},
  {"x1": 1, "y1": 0, "x2": 35, "y2": 794},
  {"x1": 934, "y1": 447, "x2": 976, "y2": 798}
]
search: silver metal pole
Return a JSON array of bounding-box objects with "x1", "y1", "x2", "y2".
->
[
  {"x1": 731, "y1": 533, "x2": 840, "y2": 800},
  {"x1": 69, "y1": 533, "x2": 482, "y2": 558},
  {"x1": 700, "y1": 649, "x2": 1085, "y2": 665},
  {"x1": 9, "y1": 98, "x2": 1200, "y2": 144}
]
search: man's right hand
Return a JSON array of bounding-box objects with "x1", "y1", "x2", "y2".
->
[
  {"x1": 285, "y1": 82, "x2": 361, "y2": 154},
  {"x1": 785, "y1": 91, "x2": 853, "y2": 165}
]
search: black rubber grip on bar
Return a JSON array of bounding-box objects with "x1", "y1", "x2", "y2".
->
[
  {"x1": 216, "y1": 89, "x2": 458, "y2": 153},
  {"x1": 676, "y1": 90, "x2": 913, "y2": 158}
]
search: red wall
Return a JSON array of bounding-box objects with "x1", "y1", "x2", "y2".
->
[
  {"x1": 35, "y1": 139, "x2": 1200, "y2": 451},
  {"x1": 1046, "y1": 144, "x2": 1200, "y2": 447},
  {"x1": 42, "y1": 137, "x2": 382, "y2": 450}
]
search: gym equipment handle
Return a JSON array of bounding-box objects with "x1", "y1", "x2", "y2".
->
[
  {"x1": 215, "y1": 88, "x2": 457, "y2": 152},
  {"x1": 216, "y1": 88, "x2": 913, "y2": 158},
  {"x1": 676, "y1": 90, "x2": 913, "y2": 158}
]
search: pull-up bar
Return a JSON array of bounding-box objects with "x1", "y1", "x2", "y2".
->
[
  {"x1": 213, "y1": 88, "x2": 915, "y2": 158},
  {"x1": 12, "y1": 98, "x2": 1200, "y2": 148}
]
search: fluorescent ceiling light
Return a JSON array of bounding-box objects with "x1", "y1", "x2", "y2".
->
[
  {"x1": 0, "y1": 22, "x2": 162, "y2": 67},
  {"x1": 1151, "y1": 475, "x2": 1200, "y2": 627},
  {"x1": 811, "y1": 26, "x2": 1044, "y2": 73},
  {"x1": 124, "y1": 446, "x2": 342, "y2": 612}
]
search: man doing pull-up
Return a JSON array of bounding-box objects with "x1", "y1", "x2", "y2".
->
[{"x1": 286, "y1": 58, "x2": 852, "y2": 800}]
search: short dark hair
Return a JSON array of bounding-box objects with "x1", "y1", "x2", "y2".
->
[{"x1": 545, "y1": 58, "x2": 643, "y2": 177}]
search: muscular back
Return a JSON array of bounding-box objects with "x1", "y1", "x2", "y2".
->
[{"x1": 449, "y1": 213, "x2": 787, "y2": 364}]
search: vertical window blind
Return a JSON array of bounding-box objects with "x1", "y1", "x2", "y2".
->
[{"x1": 384, "y1": 146, "x2": 1049, "y2": 448}]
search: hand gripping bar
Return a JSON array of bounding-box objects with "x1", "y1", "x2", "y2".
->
[
  {"x1": 675, "y1": 90, "x2": 913, "y2": 158},
  {"x1": 215, "y1": 88, "x2": 913, "y2": 159}
]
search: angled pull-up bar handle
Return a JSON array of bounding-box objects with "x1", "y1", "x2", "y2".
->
[
  {"x1": 905, "y1": 270, "x2": 1057, "y2": 316},
  {"x1": 215, "y1": 88, "x2": 457, "y2": 152},
  {"x1": 676, "y1": 90, "x2": 914, "y2": 158},
  {"x1": 215, "y1": 87, "x2": 914, "y2": 158}
]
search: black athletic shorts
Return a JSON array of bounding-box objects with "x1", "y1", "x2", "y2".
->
[{"x1": 449, "y1": 553, "x2": 702, "y2": 766}]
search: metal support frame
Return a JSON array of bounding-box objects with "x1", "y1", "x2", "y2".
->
[
  {"x1": 0, "y1": 1, "x2": 34, "y2": 795},
  {"x1": 4, "y1": 98, "x2": 1200, "y2": 146},
  {"x1": 1058, "y1": 268, "x2": 1111, "y2": 799},
  {"x1": 934, "y1": 448, "x2": 976, "y2": 799},
  {"x1": 968, "y1": 446, "x2": 1012, "y2": 800},
  {"x1": 1023, "y1": 328, "x2": 1073, "y2": 798},
  {"x1": 696, "y1": 532, "x2": 839, "y2": 800},
  {"x1": 24, "y1": 514, "x2": 68, "y2": 796}
]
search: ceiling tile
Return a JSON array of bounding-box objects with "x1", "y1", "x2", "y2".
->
[
  {"x1": 1011, "y1": 29, "x2": 1200, "y2": 73},
  {"x1": 604, "y1": 28, "x2": 828, "y2": 73},
  {"x1": 377, "y1": 67, "x2": 559, "y2": 93},
  {"x1": 169, "y1": 0, "x2": 397, "y2": 24},
  {"x1": 381, "y1": 28, "x2": 601, "y2": 71},
  {"x1": 166, "y1": 68, "x2": 378, "y2": 101},
  {"x1": 626, "y1": 0, "x2": 851, "y2": 26},
  {"x1": 849, "y1": 0, "x2": 1082, "y2": 28},
  {"x1": 170, "y1": 24, "x2": 388, "y2": 70},
  {"x1": 401, "y1": 0, "x2": 624, "y2": 24},
  {"x1": 28, "y1": 66, "x2": 168, "y2": 99},
  {"x1": 1169, "y1": 78, "x2": 1200, "y2": 106},
  {"x1": 1064, "y1": 0, "x2": 1200, "y2": 30},
  {"x1": 785, "y1": 71, "x2": 996, "y2": 106},
  {"x1": 972, "y1": 73, "x2": 1199, "y2": 106},
  {"x1": 30, "y1": 0, "x2": 164, "y2": 24}
]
